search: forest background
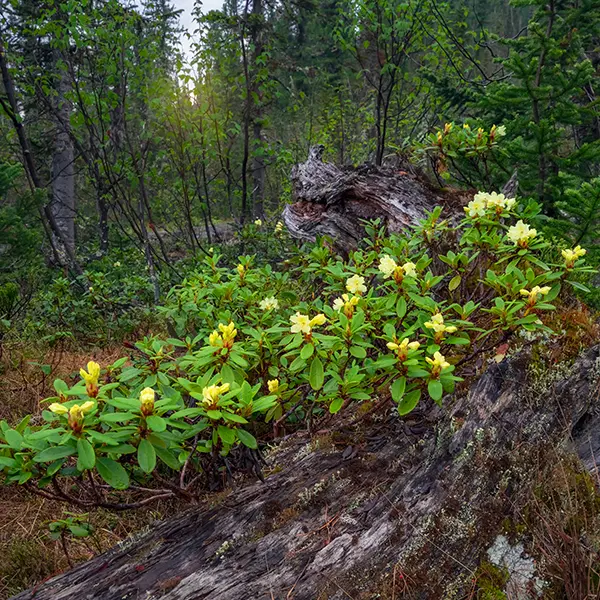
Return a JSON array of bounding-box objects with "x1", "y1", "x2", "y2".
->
[{"x1": 0, "y1": 0, "x2": 600, "y2": 595}]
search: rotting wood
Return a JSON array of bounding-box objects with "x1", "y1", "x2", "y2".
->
[{"x1": 13, "y1": 345, "x2": 600, "y2": 600}]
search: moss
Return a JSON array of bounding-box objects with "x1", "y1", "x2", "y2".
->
[{"x1": 474, "y1": 561, "x2": 510, "y2": 600}]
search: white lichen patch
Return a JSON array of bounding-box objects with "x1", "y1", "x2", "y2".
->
[{"x1": 487, "y1": 535, "x2": 545, "y2": 598}]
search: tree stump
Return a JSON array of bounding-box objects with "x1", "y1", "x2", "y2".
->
[
  {"x1": 13, "y1": 345, "x2": 600, "y2": 600},
  {"x1": 282, "y1": 146, "x2": 463, "y2": 251}
]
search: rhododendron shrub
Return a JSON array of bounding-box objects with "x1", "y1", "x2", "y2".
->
[{"x1": 0, "y1": 196, "x2": 593, "y2": 508}]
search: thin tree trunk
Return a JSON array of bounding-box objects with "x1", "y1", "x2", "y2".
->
[
  {"x1": 51, "y1": 52, "x2": 76, "y2": 256},
  {"x1": 0, "y1": 35, "x2": 83, "y2": 276},
  {"x1": 250, "y1": 0, "x2": 265, "y2": 218}
]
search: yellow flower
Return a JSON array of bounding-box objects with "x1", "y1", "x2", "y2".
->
[
  {"x1": 201, "y1": 383, "x2": 230, "y2": 407},
  {"x1": 507, "y1": 220, "x2": 537, "y2": 247},
  {"x1": 80, "y1": 361, "x2": 101, "y2": 397},
  {"x1": 387, "y1": 338, "x2": 420, "y2": 359},
  {"x1": 346, "y1": 274, "x2": 367, "y2": 295},
  {"x1": 463, "y1": 123, "x2": 470, "y2": 130},
  {"x1": 290, "y1": 312, "x2": 311, "y2": 334},
  {"x1": 426, "y1": 351, "x2": 451, "y2": 376},
  {"x1": 402, "y1": 262, "x2": 417, "y2": 278},
  {"x1": 424, "y1": 313, "x2": 457, "y2": 335},
  {"x1": 310, "y1": 313, "x2": 327, "y2": 326},
  {"x1": 464, "y1": 197, "x2": 487, "y2": 218},
  {"x1": 267, "y1": 379, "x2": 279, "y2": 393},
  {"x1": 444, "y1": 122, "x2": 452, "y2": 134},
  {"x1": 113, "y1": 261, "x2": 121, "y2": 267},
  {"x1": 67, "y1": 401, "x2": 95, "y2": 427},
  {"x1": 378, "y1": 255, "x2": 398, "y2": 278},
  {"x1": 218, "y1": 322, "x2": 237, "y2": 344},
  {"x1": 476, "y1": 191, "x2": 516, "y2": 213},
  {"x1": 140, "y1": 387, "x2": 155, "y2": 415},
  {"x1": 208, "y1": 247, "x2": 214, "y2": 253},
  {"x1": 275, "y1": 221, "x2": 284, "y2": 233},
  {"x1": 496, "y1": 125, "x2": 506, "y2": 137},
  {"x1": 520, "y1": 286, "x2": 551, "y2": 302},
  {"x1": 333, "y1": 294, "x2": 359, "y2": 316},
  {"x1": 259, "y1": 297, "x2": 279, "y2": 311},
  {"x1": 254, "y1": 218, "x2": 262, "y2": 226},
  {"x1": 49, "y1": 402, "x2": 68, "y2": 415},
  {"x1": 209, "y1": 330, "x2": 221, "y2": 347},
  {"x1": 562, "y1": 245, "x2": 586, "y2": 267},
  {"x1": 237, "y1": 264, "x2": 246, "y2": 276},
  {"x1": 80, "y1": 361, "x2": 100, "y2": 386},
  {"x1": 290, "y1": 312, "x2": 326, "y2": 335}
]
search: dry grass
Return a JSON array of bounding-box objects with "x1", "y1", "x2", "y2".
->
[
  {"x1": 0, "y1": 484, "x2": 179, "y2": 599},
  {"x1": 0, "y1": 342, "x2": 125, "y2": 421},
  {"x1": 0, "y1": 342, "x2": 167, "y2": 599}
]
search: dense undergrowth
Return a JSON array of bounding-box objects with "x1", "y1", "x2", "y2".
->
[{"x1": 0, "y1": 199, "x2": 598, "y2": 597}]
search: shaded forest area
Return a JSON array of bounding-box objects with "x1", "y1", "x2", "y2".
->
[{"x1": 1, "y1": 0, "x2": 600, "y2": 598}]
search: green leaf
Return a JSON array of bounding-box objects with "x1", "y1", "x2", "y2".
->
[
  {"x1": 567, "y1": 280, "x2": 591, "y2": 293},
  {"x1": 398, "y1": 390, "x2": 421, "y2": 416},
  {"x1": 96, "y1": 457, "x2": 130, "y2": 490},
  {"x1": 350, "y1": 346, "x2": 366, "y2": 359},
  {"x1": 309, "y1": 356, "x2": 324, "y2": 390},
  {"x1": 218, "y1": 425, "x2": 236, "y2": 446},
  {"x1": 4, "y1": 429, "x2": 23, "y2": 449},
  {"x1": 137, "y1": 439, "x2": 156, "y2": 474},
  {"x1": 300, "y1": 343, "x2": 315, "y2": 360},
  {"x1": 69, "y1": 525, "x2": 91, "y2": 538},
  {"x1": 154, "y1": 446, "x2": 180, "y2": 470},
  {"x1": 390, "y1": 377, "x2": 406, "y2": 402},
  {"x1": 146, "y1": 415, "x2": 166, "y2": 432},
  {"x1": 77, "y1": 438, "x2": 95, "y2": 471},
  {"x1": 396, "y1": 296, "x2": 407, "y2": 318},
  {"x1": 236, "y1": 428, "x2": 257, "y2": 449},
  {"x1": 99, "y1": 412, "x2": 135, "y2": 423},
  {"x1": 449, "y1": 275, "x2": 461, "y2": 291},
  {"x1": 427, "y1": 379, "x2": 443, "y2": 402},
  {"x1": 33, "y1": 445, "x2": 75, "y2": 463},
  {"x1": 329, "y1": 397, "x2": 344, "y2": 414}
]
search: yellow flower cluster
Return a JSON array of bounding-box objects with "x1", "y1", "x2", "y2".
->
[
  {"x1": 237, "y1": 264, "x2": 246, "y2": 277},
  {"x1": 424, "y1": 313, "x2": 457, "y2": 335},
  {"x1": 387, "y1": 338, "x2": 420, "y2": 360},
  {"x1": 254, "y1": 218, "x2": 262, "y2": 226},
  {"x1": 378, "y1": 256, "x2": 417, "y2": 281},
  {"x1": 259, "y1": 296, "x2": 279, "y2": 311},
  {"x1": 561, "y1": 245, "x2": 586, "y2": 267},
  {"x1": 139, "y1": 387, "x2": 155, "y2": 416},
  {"x1": 49, "y1": 400, "x2": 95, "y2": 432},
  {"x1": 267, "y1": 379, "x2": 279, "y2": 393},
  {"x1": 333, "y1": 293, "x2": 359, "y2": 316},
  {"x1": 275, "y1": 221, "x2": 284, "y2": 233},
  {"x1": 201, "y1": 383, "x2": 230, "y2": 407},
  {"x1": 290, "y1": 312, "x2": 326, "y2": 336},
  {"x1": 464, "y1": 191, "x2": 516, "y2": 218},
  {"x1": 209, "y1": 322, "x2": 238, "y2": 349},
  {"x1": 507, "y1": 220, "x2": 537, "y2": 247},
  {"x1": 426, "y1": 351, "x2": 450, "y2": 377},
  {"x1": 346, "y1": 275, "x2": 367, "y2": 295},
  {"x1": 80, "y1": 361, "x2": 101, "y2": 397},
  {"x1": 520, "y1": 286, "x2": 551, "y2": 303}
]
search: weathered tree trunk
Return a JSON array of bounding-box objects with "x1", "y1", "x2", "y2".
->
[
  {"x1": 51, "y1": 54, "x2": 76, "y2": 257},
  {"x1": 14, "y1": 346, "x2": 600, "y2": 600},
  {"x1": 250, "y1": 0, "x2": 266, "y2": 219},
  {"x1": 283, "y1": 146, "x2": 462, "y2": 251}
]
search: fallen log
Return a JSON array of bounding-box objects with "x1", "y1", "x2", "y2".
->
[
  {"x1": 282, "y1": 146, "x2": 464, "y2": 251},
  {"x1": 13, "y1": 345, "x2": 600, "y2": 600}
]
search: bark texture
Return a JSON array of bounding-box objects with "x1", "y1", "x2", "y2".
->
[
  {"x1": 51, "y1": 57, "x2": 76, "y2": 256},
  {"x1": 283, "y1": 146, "x2": 463, "y2": 251},
  {"x1": 13, "y1": 345, "x2": 600, "y2": 600}
]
